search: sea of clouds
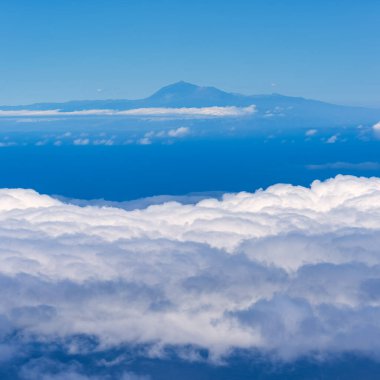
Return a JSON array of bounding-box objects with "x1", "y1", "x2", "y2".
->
[{"x1": 1, "y1": 175, "x2": 380, "y2": 376}]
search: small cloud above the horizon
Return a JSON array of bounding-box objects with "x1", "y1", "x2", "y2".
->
[
  {"x1": 138, "y1": 127, "x2": 191, "y2": 145},
  {"x1": 373, "y1": 121, "x2": 380, "y2": 138},
  {"x1": 73, "y1": 138, "x2": 90, "y2": 146},
  {"x1": 326, "y1": 134, "x2": 338, "y2": 143},
  {"x1": 167, "y1": 126, "x2": 190, "y2": 138},
  {"x1": 138, "y1": 137, "x2": 152, "y2": 145},
  {"x1": 305, "y1": 129, "x2": 318, "y2": 137}
]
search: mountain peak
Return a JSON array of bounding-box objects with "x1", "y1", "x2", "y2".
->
[
  {"x1": 166, "y1": 81, "x2": 199, "y2": 90},
  {"x1": 146, "y1": 81, "x2": 239, "y2": 107},
  {"x1": 149, "y1": 81, "x2": 210, "y2": 98}
]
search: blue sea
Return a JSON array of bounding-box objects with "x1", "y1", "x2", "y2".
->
[{"x1": 1, "y1": 139, "x2": 379, "y2": 201}]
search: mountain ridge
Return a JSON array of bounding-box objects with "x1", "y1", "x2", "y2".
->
[
  {"x1": 1, "y1": 82, "x2": 379, "y2": 125},
  {"x1": 0, "y1": 81, "x2": 372, "y2": 110}
]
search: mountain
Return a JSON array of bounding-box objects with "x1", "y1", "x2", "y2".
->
[
  {"x1": 1, "y1": 81, "x2": 380, "y2": 125},
  {"x1": 144, "y1": 81, "x2": 248, "y2": 107},
  {"x1": 0, "y1": 81, "x2": 250, "y2": 110}
]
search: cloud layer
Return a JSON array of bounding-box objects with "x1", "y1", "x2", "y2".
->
[
  {"x1": 0, "y1": 105, "x2": 256, "y2": 119},
  {"x1": 0, "y1": 175, "x2": 380, "y2": 366}
]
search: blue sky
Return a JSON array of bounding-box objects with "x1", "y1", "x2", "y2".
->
[{"x1": 1, "y1": 0, "x2": 379, "y2": 106}]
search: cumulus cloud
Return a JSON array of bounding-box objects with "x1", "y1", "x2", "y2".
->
[
  {"x1": 0, "y1": 105, "x2": 256, "y2": 119},
  {"x1": 138, "y1": 137, "x2": 152, "y2": 145},
  {"x1": 73, "y1": 138, "x2": 90, "y2": 146},
  {"x1": 326, "y1": 134, "x2": 338, "y2": 144},
  {"x1": 93, "y1": 138, "x2": 114, "y2": 146},
  {"x1": 305, "y1": 129, "x2": 317, "y2": 137},
  {"x1": 0, "y1": 141, "x2": 16, "y2": 147},
  {"x1": 135, "y1": 127, "x2": 191, "y2": 145},
  {"x1": 373, "y1": 121, "x2": 380, "y2": 131},
  {"x1": 373, "y1": 121, "x2": 380, "y2": 138},
  {"x1": 167, "y1": 126, "x2": 190, "y2": 137},
  {"x1": 0, "y1": 176, "x2": 380, "y2": 365},
  {"x1": 59, "y1": 192, "x2": 224, "y2": 210}
]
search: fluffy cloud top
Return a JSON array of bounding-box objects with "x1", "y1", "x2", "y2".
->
[
  {"x1": 0, "y1": 105, "x2": 256, "y2": 119},
  {"x1": 1, "y1": 176, "x2": 380, "y2": 364}
]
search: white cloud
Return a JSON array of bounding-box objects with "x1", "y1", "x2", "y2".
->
[
  {"x1": 73, "y1": 138, "x2": 90, "y2": 146},
  {"x1": 167, "y1": 127, "x2": 190, "y2": 138},
  {"x1": 373, "y1": 121, "x2": 380, "y2": 131},
  {"x1": 326, "y1": 134, "x2": 338, "y2": 144},
  {"x1": 93, "y1": 139, "x2": 114, "y2": 146},
  {"x1": 305, "y1": 129, "x2": 317, "y2": 137},
  {"x1": 141, "y1": 127, "x2": 191, "y2": 143},
  {"x1": 373, "y1": 121, "x2": 380, "y2": 138},
  {"x1": 138, "y1": 137, "x2": 152, "y2": 145},
  {"x1": 0, "y1": 110, "x2": 63, "y2": 117},
  {"x1": 0, "y1": 142, "x2": 16, "y2": 147},
  {"x1": 118, "y1": 105, "x2": 256, "y2": 118},
  {"x1": 0, "y1": 105, "x2": 256, "y2": 119},
  {"x1": 0, "y1": 176, "x2": 380, "y2": 361}
]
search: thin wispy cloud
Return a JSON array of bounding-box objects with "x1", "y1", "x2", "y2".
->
[{"x1": 307, "y1": 161, "x2": 380, "y2": 170}]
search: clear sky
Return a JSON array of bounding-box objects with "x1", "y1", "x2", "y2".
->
[{"x1": 1, "y1": 0, "x2": 379, "y2": 106}]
